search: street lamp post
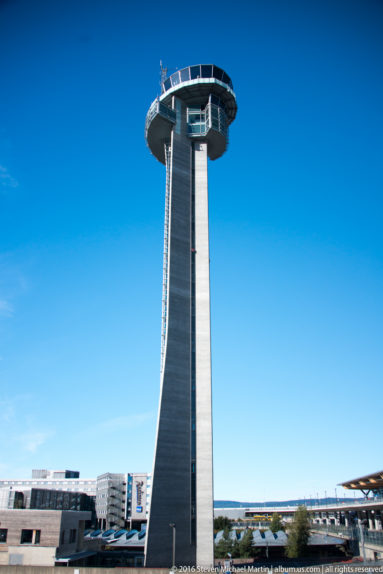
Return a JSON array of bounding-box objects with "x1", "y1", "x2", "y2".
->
[{"x1": 169, "y1": 523, "x2": 176, "y2": 569}]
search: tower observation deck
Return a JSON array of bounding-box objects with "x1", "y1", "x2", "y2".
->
[{"x1": 144, "y1": 65, "x2": 237, "y2": 569}]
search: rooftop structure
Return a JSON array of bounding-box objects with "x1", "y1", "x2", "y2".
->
[
  {"x1": 144, "y1": 64, "x2": 237, "y2": 569},
  {"x1": 0, "y1": 477, "x2": 97, "y2": 497},
  {"x1": 340, "y1": 470, "x2": 383, "y2": 498},
  {"x1": 32, "y1": 469, "x2": 80, "y2": 479}
]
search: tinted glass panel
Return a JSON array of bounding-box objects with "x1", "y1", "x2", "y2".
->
[
  {"x1": 180, "y1": 68, "x2": 190, "y2": 82},
  {"x1": 189, "y1": 124, "x2": 202, "y2": 134},
  {"x1": 171, "y1": 72, "x2": 180, "y2": 86},
  {"x1": 163, "y1": 78, "x2": 171, "y2": 92},
  {"x1": 190, "y1": 65, "x2": 201, "y2": 79},
  {"x1": 213, "y1": 66, "x2": 223, "y2": 81},
  {"x1": 21, "y1": 530, "x2": 33, "y2": 544},
  {"x1": 188, "y1": 113, "x2": 201, "y2": 124},
  {"x1": 201, "y1": 65, "x2": 212, "y2": 78},
  {"x1": 222, "y1": 72, "x2": 231, "y2": 86}
]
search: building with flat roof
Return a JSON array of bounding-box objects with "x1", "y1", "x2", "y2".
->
[
  {"x1": 0, "y1": 509, "x2": 91, "y2": 567},
  {"x1": 144, "y1": 64, "x2": 237, "y2": 569},
  {"x1": 0, "y1": 469, "x2": 151, "y2": 531}
]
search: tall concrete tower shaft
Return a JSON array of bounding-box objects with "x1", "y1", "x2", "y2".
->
[{"x1": 144, "y1": 65, "x2": 237, "y2": 568}]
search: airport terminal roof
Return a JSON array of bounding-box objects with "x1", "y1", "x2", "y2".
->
[
  {"x1": 340, "y1": 470, "x2": 383, "y2": 492},
  {"x1": 84, "y1": 528, "x2": 146, "y2": 547},
  {"x1": 215, "y1": 529, "x2": 345, "y2": 547}
]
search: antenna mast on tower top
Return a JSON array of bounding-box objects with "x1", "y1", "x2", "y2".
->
[{"x1": 160, "y1": 60, "x2": 167, "y2": 92}]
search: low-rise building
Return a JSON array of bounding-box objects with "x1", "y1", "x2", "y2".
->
[
  {"x1": 0, "y1": 509, "x2": 91, "y2": 567},
  {"x1": 0, "y1": 469, "x2": 151, "y2": 533}
]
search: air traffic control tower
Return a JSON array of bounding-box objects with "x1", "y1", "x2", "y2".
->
[{"x1": 144, "y1": 65, "x2": 237, "y2": 568}]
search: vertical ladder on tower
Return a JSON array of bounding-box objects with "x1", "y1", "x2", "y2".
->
[{"x1": 160, "y1": 143, "x2": 171, "y2": 373}]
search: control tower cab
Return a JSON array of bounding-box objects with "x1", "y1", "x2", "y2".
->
[{"x1": 145, "y1": 64, "x2": 237, "y2": 164}]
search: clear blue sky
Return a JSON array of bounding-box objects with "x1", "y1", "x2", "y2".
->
[{"x1": 0, "y1": 0, "x2": 382, "y2": 502}]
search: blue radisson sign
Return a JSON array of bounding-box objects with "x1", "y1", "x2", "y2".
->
[
  {"x1": 130, "y1": 475, "x2": 147, "y2": 520},
  {"x1": 133, "y1": 479, "x2": 145, "y2": 516}
]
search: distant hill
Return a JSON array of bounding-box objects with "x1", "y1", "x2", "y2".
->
[{"x1": 214, "y1": 498, "x2": 360, "y2": 508}]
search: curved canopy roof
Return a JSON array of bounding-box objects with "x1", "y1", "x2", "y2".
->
[{"x1": 340, "y1": 470, "x2": 383, "y2": 491}]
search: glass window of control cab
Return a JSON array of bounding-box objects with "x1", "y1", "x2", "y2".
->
[
  {"x1": 213, "y1": 66, "x2": 223, "y2": 81},
  {"x1": 171, "y1": 72, "x2": 180, "y2": 87},
  {"x1": 0, "y1": 529, "x2": 7, "y2": 543},
  {"x1": 180, "y1": 67, "x2": 190, "y2": 83},
  {"x1": 201, "y1": 65, "x2": 212, "y2": 77},
  {"x1": 190, "y1": 65, "x2": 201, "y2": 80},
  {"x1": 222, "y1": 71, "x2": 231, "y2": 87}
]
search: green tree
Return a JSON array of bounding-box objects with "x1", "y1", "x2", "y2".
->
[
  {"x1": 231, "y1": 536, "x2": 240, "y2": 558},
  {"x1": 285, "y1": 505, "x2": 311, "y2": 558},
  {"x1": 270, "y1": 513, "x2": 284, "y2": 534},
  {"x1": 215, "y1": 528, "x2": 234, "y2": 558},
  {"x1": 214, "y1": 516, "x2": 231, "y2": 532},
  {"x1": 238, "y1": 529, "x2": 254, "y2": 558}
]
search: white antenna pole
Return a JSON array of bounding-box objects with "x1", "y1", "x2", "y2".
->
[{"x1": 160, "y1": 60, "x2": 167, "y2": 92}]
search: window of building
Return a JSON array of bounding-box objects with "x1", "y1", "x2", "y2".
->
[
  {"x1": 20, "y1": 530, "x2": 33, "y2": 544},
  {"x1": 20, "y1": 529, "x2": 40, "y2": 544},
  {"x1": 0, "y1": 529, "x2": 7, "y2": 543},
  {"x1": 190, "y1": 65, "x2": 200, "y2": 80},
  {"x1": 180, "y1": 67, "x2": 190, "y2": 83},
  {"x1": 201, "y1": 65, "x2": 212, "y2": 78}
]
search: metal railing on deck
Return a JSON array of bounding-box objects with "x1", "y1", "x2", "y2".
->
[{"x1": 145, "y1": 99, "x2": 176, "y2": 138}]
